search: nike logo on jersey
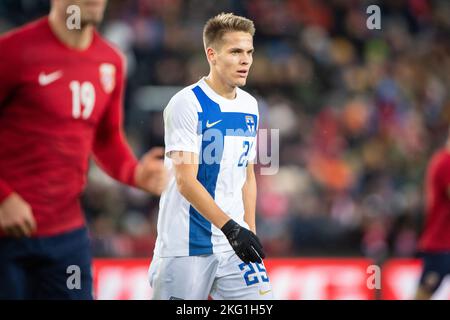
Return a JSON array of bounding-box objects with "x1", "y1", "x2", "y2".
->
[
  {"x1": 206, "y1": 119, "x2": 222, "y2": 128},
  {"x1": 259, "y1": 289, "x2": 272, "y2": 296},
  {"x1": 38, "y1": 70, "x2": 63, "y2": 86}
]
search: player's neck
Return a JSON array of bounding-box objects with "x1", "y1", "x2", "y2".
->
[
  {"x1": 48, "y1": 12, "x2": 94, "y2": 51},
  {"x1": 205, "y1": 73, "x2": 237, "y2": 100}
]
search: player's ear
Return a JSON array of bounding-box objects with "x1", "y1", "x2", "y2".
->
[{"x1": 206, "y1": 47, "x2": 216, "y2": 65}]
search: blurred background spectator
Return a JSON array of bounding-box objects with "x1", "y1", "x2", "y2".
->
[{"x1": 1, "y1": 0, "x2": 449, "y2": 266}]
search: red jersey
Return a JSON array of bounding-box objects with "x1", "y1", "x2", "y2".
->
[
  {"x1": 0, "y1": 17, "x2": 138, "y2": 236},
  {"x1": 419, "y1": 148, "x2": 450, "y2": 252}
]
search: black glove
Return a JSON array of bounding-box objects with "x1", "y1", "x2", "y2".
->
[{"x1": 221, "y1": 219, "x2": 265, "y2": 264}]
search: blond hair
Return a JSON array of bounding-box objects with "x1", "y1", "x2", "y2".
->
[{"x1": 203, "y1": 12, "x2": 255, "y2": 49}]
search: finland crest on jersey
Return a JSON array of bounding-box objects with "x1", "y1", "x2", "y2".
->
[{"x1": 154, "y1": 78, "x2": 259, "y2": 257}]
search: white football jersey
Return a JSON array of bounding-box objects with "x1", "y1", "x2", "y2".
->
[{"x1": 154, "y1": 77, "x2": 259, "y2": 257}]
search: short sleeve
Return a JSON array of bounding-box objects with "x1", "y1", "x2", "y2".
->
[{"x1": 164, "y1": 92, "x2": 200, "y2": 156}]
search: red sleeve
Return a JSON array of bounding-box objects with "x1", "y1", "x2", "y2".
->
[
  {"x1": 0, "y1": 179, "x2": 13, "y2": 203},
  {"x1": 92, "y1": 54, "x2": 138, "y2": 187},
  {"x1": 440, "y1": 154, "x2": 450, "y2": 190},
  {"x1": 0, "y1": 32, "x2": 18, "y2": 201},
  {"x1": 0, "y1": 31, "x2": 20, "y2": 106}
]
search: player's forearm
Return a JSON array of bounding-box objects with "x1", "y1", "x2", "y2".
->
[
  {"x1": 177, "y1": 177, "x2": 230, "y2": 229},
  {"x1": 93, "y1": 129, "x2": 138, "y2": 186},
  {"x1": 242, "y1": 172, "x2": 257, "y2": 233}
]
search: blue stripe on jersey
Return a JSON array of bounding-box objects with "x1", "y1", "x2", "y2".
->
[
  {"x1": 188, "y1": 85, "x2": 258, "y2": 255},
  {"x1": 188, "y1": 86, "x2": 222, "y2": 255},
  {"x1": 198, "y1": 113, "x2": 258, "y2": 137}
]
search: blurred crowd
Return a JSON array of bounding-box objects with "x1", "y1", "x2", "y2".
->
[{"x1": 1, "y1": 0, "x2": 449, "y2": 263}]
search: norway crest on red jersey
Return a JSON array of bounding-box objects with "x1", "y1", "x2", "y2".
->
[{"x1": 99, "y1": 63, "x2": 116, "y2": 93}]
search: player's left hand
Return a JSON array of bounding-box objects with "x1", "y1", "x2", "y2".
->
[
  {"x1": 135, "y1": 147, "x2": 167, "y2": 195},
  {"x1": 221, "y1": 219, "x2": 265, "y2": 264}
]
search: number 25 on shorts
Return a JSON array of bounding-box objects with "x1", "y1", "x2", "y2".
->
[{"x1": 239, "y1": 262, "x2": 269, "y2": 286}]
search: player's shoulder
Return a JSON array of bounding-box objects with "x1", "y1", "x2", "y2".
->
[
  {"x1": 0, "y1": 17, "x2": 48, "y2": 48},
  {"x1": 432, "y1": 149, "x2": 450, "y2": 167},
  {"x1": 94, "y1": 33, "x2": 126, "y2": 67},
  {"x1": 237, "y1": 87, "x2": 258, "y2": 111},
  {"x1": 163, "y1": 84, "x2": 201, "y2": 124},
  {"x1": 167, "y1": 83, "x2": 201, "y2": 109},
  {"x1": 427, "y1": 149, "x2": 450, "y2": 178},
  {"x1": 238, "y1": 87, "x2": 258, "y2": 103},
  {"x1": 432, "y1": 149, "x2": 450, "y2": 162}
]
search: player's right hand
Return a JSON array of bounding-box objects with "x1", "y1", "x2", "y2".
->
[
  {"x1": 221, "y1": 219, "x2": 265, "y2": 264},
  {"x1": 0, "y1": 193, "x2": 36, "y2": 237}
]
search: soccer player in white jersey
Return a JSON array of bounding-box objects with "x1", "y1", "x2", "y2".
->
[{"x1": 148, "y1": 13, "x2": 273, "y2": 300}]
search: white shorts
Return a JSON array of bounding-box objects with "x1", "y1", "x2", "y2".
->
[{"x1": 148, "y1": 250, "x2": 274, "y2": 300}]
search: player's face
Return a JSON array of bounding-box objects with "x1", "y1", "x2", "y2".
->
[
  {"x1": 213, "y1": 31, "x2": 254, "y2": 88},
  {"x1": 62, "y1": 0, "x2": 107, "y2": 26}
]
